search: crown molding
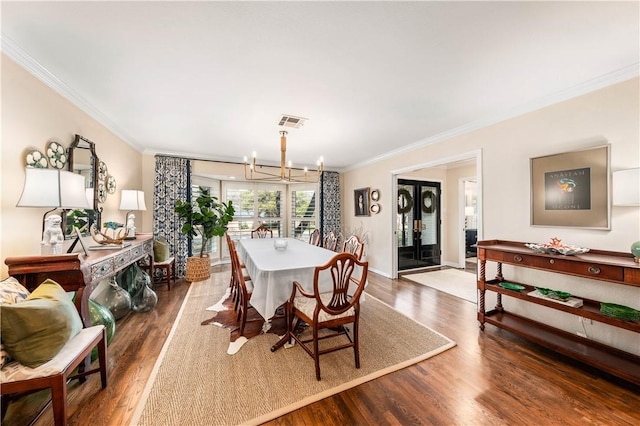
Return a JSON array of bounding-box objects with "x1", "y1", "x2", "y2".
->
[
  {"x1": 345, "y1": 63, "x2": 639, "y2": 172},
  {"x1": 1, "y1": 34, "x2": 142, "y2": 151}
]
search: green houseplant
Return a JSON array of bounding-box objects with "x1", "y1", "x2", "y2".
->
[{"x1": 174, "y1": 186, "x2": 234, "y2": 281}]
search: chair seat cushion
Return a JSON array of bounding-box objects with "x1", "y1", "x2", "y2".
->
[
  {"x1": 293, "y1": 292, "x2": 355, "y2": 323},
  {"x1": 155, "y1": 256, "x2": 175, "y2": 266},
  {"x1": 0, "y1": 325, "x2": 104, "y2": 383},
  {"x1": 1, "y1": 279, "x2": 83, "y2": 368}
]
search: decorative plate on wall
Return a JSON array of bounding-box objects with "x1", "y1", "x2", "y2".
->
[
  {"x1": 97, "y1": 182, "x2": 107, "y2": 203},
  {"x1": 106, "y1": 175, "x2": 117, "y2": 194},
  {"x1": 98, "y1": 161, "x2": 108, "y2": 181},
  {"x1": 370, "y1": 203, "x2": 380, "y2": 214},
  {"x1": 46, "y1": 141, "x2": 67, "y2": 169},
  {"x1": 25, "y1": 150, "x2": 48, "y2": 168},
  {"x1": 371, "y1": 189, "x2": 380, "y2": 201}
]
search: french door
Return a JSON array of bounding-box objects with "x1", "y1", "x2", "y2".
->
[{"x1": 397, "y1": 179, "x2": 441, "y2": 270}]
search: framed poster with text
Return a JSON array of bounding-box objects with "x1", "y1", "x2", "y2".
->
[{"x1": 530, "y1": 144, "x2": 610, "y2": 229}]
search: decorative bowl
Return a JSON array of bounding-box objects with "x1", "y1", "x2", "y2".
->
[
  {"x1": 600, "y1": 303, "x2": 640, "y2": 322},
  {"x1": 499, "y1": 282, "x2": 525, "y2": 291},
  {"x1": 274, "y1": 239, "x2": 288, "y2": 250},
  {"x1": 535, "y1": 287, "x2": 572, "y2": 301},
  {"x1": 525, "y1": 243, "x2": 589, "y2": 256}
]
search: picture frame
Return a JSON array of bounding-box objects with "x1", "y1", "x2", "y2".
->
[
  {"x1": 530, "y1": 144, "x2": 610, "y2": 229},
  {"x1": 354, "y1": 187, "x2": 370, "y2": 217},
  {"x1": 67, "y1": 226, "x2": 89, "y2": 256}
]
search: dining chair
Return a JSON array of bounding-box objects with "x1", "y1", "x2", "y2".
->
[
  {"x1": 342, "y1": 235, "x2": 365, "y2": 260},
  {"x1": 323, "y1": 231, "x2": 339, "y2": 251},
  {"x1": 228, "y1": 239, "x2": 256, "y2": 336},
  {"x1": 308, "y1": 229, "x2": 321, "y2": 246},
  {"x1": 271, "y1": 252, "x2": 369, "y2": 380},
  {"x1": 251, "y1": 224, "x2": 273, "y2": 238}
]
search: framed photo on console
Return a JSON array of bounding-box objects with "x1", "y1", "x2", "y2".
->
[{"x1": 530, "y1": 144, "x2": 610, "y2": 230}]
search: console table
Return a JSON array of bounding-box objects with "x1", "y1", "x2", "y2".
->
[
  {"x1": 5, "y1": 233, "x2": 154, "y2": 328},
  {"x1": 477, "y1": 240, "x2": 640, "y2": 385}
]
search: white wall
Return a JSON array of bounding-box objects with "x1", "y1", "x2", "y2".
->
[
  {"x1": 342, "y1": 77, "x2": 640, "y2": 355},
  {"x1": 1, "y1": 55, "x2": 144, "y2": 277}
]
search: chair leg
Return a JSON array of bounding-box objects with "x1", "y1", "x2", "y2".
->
[
  {"x1": 98, "y1": 328, "x2": 108, "y2": 388},
  {"x1": 51, "y1": 375, "x2": 67, "y2": 426},
  {"x1": 313, "y1": 326, "x2": 321, "y2": 380},
  {"x1": 354, "y1": 318, "x2": 360, "y2": 369}
]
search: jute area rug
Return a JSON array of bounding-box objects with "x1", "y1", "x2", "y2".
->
[
  {"x1": 132, "y1": 275, "x2": 455, "y2": 425},
  {"x1": 403, "y1": 268, "x2": 477, "y2": 303}
]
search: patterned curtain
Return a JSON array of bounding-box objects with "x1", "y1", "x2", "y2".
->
[
  {"x1": 320, "y1": 171, "x2": 341, "y2": 244},
  {"x1": 154, "y1": 156, "x2": 191, "y2": 278}
]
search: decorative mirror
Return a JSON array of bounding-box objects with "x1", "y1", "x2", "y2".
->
[{"x1": 67, "y1": 134, "x2": 101, "y2": 237}]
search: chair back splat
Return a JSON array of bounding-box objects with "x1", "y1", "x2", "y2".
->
[
  {"x1": 308, "y1": 229, "x2": 321, "y2": 246},
  {"x1": 271, "y1": 252, "x2": 369, "y2": 380},
  {"x1": 251, "y1": 224, "x2": 273, "y2": 239},
  {"x1": 323, "y1": 231, "x2": 339, "y2": 251},
  {"x1": 342, "y1": 235, "x2": 364, "y2": 260}
]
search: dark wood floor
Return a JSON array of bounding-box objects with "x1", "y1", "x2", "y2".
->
[{"x1": 4, "y1": 265, "x2": 639, "y2": 425}]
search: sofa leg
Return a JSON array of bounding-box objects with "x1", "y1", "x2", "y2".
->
[{"x1": 51, "y1": 376, "x2": 67, "y2": 426}]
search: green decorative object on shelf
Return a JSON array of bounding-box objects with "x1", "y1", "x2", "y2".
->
[
  {"x1": 499, "y1": 282, "x2": 525, "y2": 291},
  {"x1": 600, "y1": 303, "x2": 640, "y2": 322},
  {"x1": 535, "y1": 287, "x2": 572, "y2": 301},
  {"x1": 631, "y1": 241, "x2": 640, "y2": 263}
]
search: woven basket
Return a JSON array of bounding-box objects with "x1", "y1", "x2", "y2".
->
[{"x1": 185, "y1": 255, "x2": 211, "y2": 282}]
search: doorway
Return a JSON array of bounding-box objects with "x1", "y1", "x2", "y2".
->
[{"x1": 397, "y1": 179, "x2": 441, "y2": 270}]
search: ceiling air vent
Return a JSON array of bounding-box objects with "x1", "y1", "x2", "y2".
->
[{"x1": 278, "y1": 114, "x2": 307, "y2": 129}]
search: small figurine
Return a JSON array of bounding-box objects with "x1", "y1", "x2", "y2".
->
[
  {"x1": 42, "y1": 214, "x2": 64, "y2": 254},
  {"x1": 126, "y1": 214, "x2": 136, "y2": 238}
]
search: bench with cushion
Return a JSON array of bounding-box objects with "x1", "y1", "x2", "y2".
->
[{"x1": 0, "y1": 276, "x2": 107, "y2": 426}]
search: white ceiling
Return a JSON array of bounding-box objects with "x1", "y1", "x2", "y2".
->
[{"x1": 2, "y1": 1, "x2": 638, "y2": 172}]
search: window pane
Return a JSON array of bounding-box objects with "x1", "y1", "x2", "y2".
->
[
  {"x1": 228, "y1": 187, "x2": 255, "y2": 217},
  {"x1": 257, "y1": 190, "x2": 283, "y2": 218}
]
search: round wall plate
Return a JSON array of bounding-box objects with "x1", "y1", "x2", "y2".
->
[
  {"x1": 371, "y1": 189, "x2": 380, "y2": 201},
  {"x1": 370, "y1": 203, "x2": 380, "y2": 214},
  {"x1": 97, "y1": 182, "x2": 107, "y2": 203},
  {"x1": 106, "y1": 175, "x2": 117, "y2": 194},
  {"x1": 46, "y1": 141, "x2": 67, "y2": 169},
  {"x1": 98, "y1": 161, "x2": 108, "y2": 181},
  {"x1": 26, "y1": 149, "x2": 48, "y2": 168}
]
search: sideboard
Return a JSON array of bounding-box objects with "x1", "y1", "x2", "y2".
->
[
  {"x1": 5, "y1": 233, "x2": 154, "y2": 328},
  {"x1": 477, "y1": 240, "x2": 640, "y2": 385}
]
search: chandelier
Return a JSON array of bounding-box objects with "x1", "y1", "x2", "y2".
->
[{"x1": 243, "y1": 130, "x2": 324, "y2": 183}]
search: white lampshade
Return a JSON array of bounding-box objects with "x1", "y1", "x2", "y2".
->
[
  {"x1": 119, "y1": 190, "x2": 147, "y2": 211},
  {"x1": 613, "y1": 168, "x2": 640, "y2": 206},
  {"x1": 17, "y1": 169, "x2": 91, "y2": 209}
]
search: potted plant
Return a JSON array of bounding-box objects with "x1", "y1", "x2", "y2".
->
[{"x1": 175, "y1": 187, "x2": 235, "y2": 281}]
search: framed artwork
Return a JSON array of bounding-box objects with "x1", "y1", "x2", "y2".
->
[
  {"x1": 354, "y1": 187, "x2": 370, "y2": 216},
  {"x1": 530, "y1": 144, "x2": 610, "y2": 229}
]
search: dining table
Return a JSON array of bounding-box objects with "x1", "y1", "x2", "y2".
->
[{"x1": 236, "y1": 237, "x2": 339, "y2": 321}]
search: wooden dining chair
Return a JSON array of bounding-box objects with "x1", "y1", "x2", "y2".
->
[
  {"x1": 271, "y1": 252, "x2": 369, "y2": 380},
  {"x1": 228, "y1": 239, "x2": 256, "y2": 336},
  {"x1": 342, "y1": 235, "x2": 364, "y2": 260},
  {"x1": 323, "y1": 231, "x2": 339, "y2": 251},
  {"x1": 308, "y1": 229, "x2": 321, "y2": 246},
  {"x1": 251, "y1": 224, "x2": 273, "y2": 239}
]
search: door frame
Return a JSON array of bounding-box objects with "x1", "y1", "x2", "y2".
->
[{"x1": 389, "y1": 149, "x2": 483, "y2": 279}]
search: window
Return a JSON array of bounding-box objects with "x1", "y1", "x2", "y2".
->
[
  {"x1": 224, "y1": 181, "x2": 286, "y2": 239},
  {"x1": 290, "y1": 184, "x2": 318, "y2": 241}
]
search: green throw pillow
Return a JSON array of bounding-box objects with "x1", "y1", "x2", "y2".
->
[
  {"x1": 154, "y1": 237, "x2": 170, "y2": 262},
  {"x1": 0, "y1": 279, "x2": 83, "y2": 368}
]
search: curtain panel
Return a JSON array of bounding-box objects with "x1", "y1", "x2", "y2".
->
[
  {"x1": 153, "y1": 156, "x2": 191, "y2": 278},
  {"x1": 320, "y1": 171, "x2": 341, "y2": 244}
]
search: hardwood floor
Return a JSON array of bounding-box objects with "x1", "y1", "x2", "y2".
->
[{"x1": 4, "y1": 266, "x2": 639, "y2": 425}]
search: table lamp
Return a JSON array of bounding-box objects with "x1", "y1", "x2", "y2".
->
[
  {"x1": 119, "y1": 190, "x2": 147, "y2": 239},
  {"x1": 17, "y1": 168, "x2": 91, "y2": 254}
]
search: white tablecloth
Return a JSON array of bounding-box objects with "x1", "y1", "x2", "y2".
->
[{"x1": 236, "y1": 238, "x2": 337, "y2": 319}]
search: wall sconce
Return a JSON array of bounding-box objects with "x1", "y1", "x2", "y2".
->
[
  {"x1": 612, "y1": 168, "x2": 640, "y2": 206},
  {"x1": 119, "y1": 190, "x2": 147, "y2": 239},
  {"x1": 16, "y1": 168, "x2": 91, "y2": 254}
]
